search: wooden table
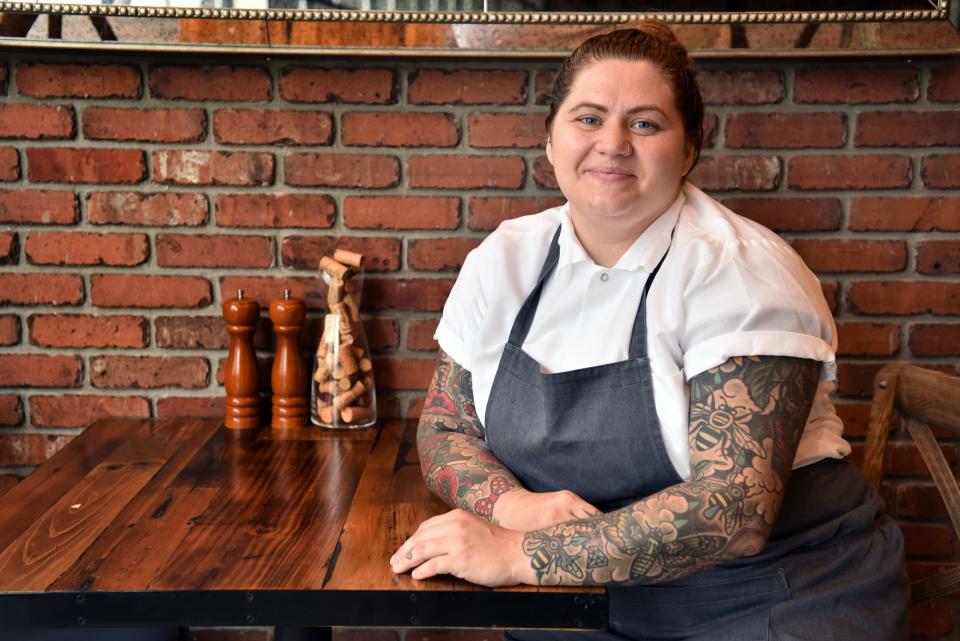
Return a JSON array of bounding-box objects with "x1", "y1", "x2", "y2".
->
[{"x1": 0, "y1": 418, "x2": 606, "y2": 635}]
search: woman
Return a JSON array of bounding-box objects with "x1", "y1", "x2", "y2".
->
[{"x1": 390, "y1": 22, "x2": 908, "y2": 640}]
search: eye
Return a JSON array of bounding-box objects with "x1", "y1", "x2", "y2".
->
[
  {"x1": 576, "y1": 116, "x2": 600, "y2": 126},
  {"x1": 631, "y1": 120, "x2": 659, "y2": 131}
]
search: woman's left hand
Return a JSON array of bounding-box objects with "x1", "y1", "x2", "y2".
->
[{"x1": 390, "y1": 509, "x2": 532, "y2": 587}]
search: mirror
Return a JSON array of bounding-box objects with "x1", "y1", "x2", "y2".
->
[{"x1": 0, "y1": 1, "x2": 957, "y2": 55}]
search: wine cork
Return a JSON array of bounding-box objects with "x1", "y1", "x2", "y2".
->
[
  {"x1": 318, "y1": 380, "x2": 340, "y2": 395},
  {"x1": 322, "y1": 313, "x2": 339, "y2": 345},
  {"x1": 343, "y1": 294, "x2": 360, "y2": 323},
  {"x1": 337, "y1": 341, "x2": 359, "y2": 377},
  {"x1": 327, "y1": 277, "x2": 344, "y2": 307},
  {"x1": 318, "y1": 403, "x2": 336, "y2": 424},
  {"x1": 352, "y1": 345, "x2": 365, "y2": 359},
  {"x1": 333, "y1": 249, "x2": 363, "y2": 268},
  {"x1": 338, "y1": 376, "x2": 353, "y2": 392},
  {"x1": 313, "y1": 361, "x2": 329, "y2": 383},
  {"x1": 341, "y1": 405, "x2": 372, "y2": 423},
  {"x1": 335, "y1": 380, "x2": 366, "y2": 410},
  {"x1": 320, "y1": 256, "x2": 350, "y2": 280},
  {"x1": 359, "y1": 357, "x2": 373, "y2": 373},
  {"x1": 316, "y1": 339, "x2": 328, "y2": 359},
  {"x1": 363, "y1": 375, "x2": 375, "y2": 391}
]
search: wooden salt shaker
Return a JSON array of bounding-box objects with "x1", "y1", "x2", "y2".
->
[
  {"x1": 223, "y1": 289, "x2": 261, "y2": 430},
  {"x1": 269, "y1": 289, "x2": 309, "y2": 429}
]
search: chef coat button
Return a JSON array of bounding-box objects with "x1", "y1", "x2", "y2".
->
[{"x1": 600, "y1": 273, "x2": 609, "y2": 282}]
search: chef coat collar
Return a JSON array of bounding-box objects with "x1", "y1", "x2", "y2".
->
[{"x1": 557, "y1": 190, "x2": 686, "y2": 274}]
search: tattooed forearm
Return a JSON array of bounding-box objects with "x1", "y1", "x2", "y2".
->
[
  {"x1": 417, "y1": 349, "x2": 523, "y2": 520},
  {"x1": 521, "y1": 355, "x2": 821, "y2": 586}
]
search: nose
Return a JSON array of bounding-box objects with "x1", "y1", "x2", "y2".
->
[{"x1": 597, "y1": 124, "x2": 632, "y2": 157}]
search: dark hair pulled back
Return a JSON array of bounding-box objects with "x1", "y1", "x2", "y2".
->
[{"x1": 546, "y1": 21, "x2": 705, "y2": 170}]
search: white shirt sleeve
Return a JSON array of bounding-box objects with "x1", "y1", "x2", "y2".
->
[
  {"x1": 434, "y1": 241, "x2": 489, "y2": 373},
  {"x1": 680, "y1": 235, "x2": 838, "y2": 382}
]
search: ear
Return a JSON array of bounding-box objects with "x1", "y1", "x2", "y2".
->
[
  {"x1": 681, "y1": 144, "x2": 695, "y2": 177},
  {"x1": 545, "y1": 135, "x2": 554, "y2": 166}
]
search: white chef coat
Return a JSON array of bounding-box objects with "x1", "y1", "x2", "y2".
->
[{"x1": 435, "y1": 182, "x2": 851, "y2": 479}]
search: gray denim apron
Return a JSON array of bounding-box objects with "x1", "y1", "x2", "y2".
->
[{"x1": 487, "y1": 226, "x2": 909, "y2": 641}]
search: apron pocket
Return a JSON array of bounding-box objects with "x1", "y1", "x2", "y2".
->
[{"x1": 608, "y1": 569, "x2": 790, "y2": 641}]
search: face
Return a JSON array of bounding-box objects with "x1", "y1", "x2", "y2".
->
[{"x1": 545, "y1": 58, "x2": 694, "y2": 229}]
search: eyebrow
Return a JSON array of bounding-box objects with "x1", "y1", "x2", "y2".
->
[{"x1": 567, "y1": 102, "x2": 670, "y2": 118}]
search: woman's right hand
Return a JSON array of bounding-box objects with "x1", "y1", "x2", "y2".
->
[{"x1": 493, "y1": 488, "x2": 600, "y2": 531}]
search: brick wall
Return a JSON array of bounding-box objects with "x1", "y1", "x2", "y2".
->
[{"x1": 0, "y1": 51, "x2": 958, "y2": 639}]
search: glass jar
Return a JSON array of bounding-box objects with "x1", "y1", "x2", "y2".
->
[{"x1": 311, "y1": 256, "x2": 377, "y2": 429}]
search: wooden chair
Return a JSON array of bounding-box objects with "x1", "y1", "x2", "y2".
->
[{"x1": 864, "y1": 363, "x2": 960, "y2": 604}]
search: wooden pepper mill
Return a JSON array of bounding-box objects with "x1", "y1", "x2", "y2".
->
[
  {"x1": 223, "y1": 289, "x2": 261, "y2": 430},
  {"x1": 270, "y1": 289, "x2": 308, "y2": 429}
]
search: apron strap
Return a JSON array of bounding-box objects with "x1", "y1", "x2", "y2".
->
[
  {"x1": 506, "y1": 225, "x2": 562, "y2": 348},
  {"x1": 627, "y1": 238, "x2": 673, "y2": 359}
]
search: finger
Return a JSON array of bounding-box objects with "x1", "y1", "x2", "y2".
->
[
  {"x1": 410, "y1": 555, "x2": 450, "y2": 581},
  {"x1": 392, "y1": 536, "x2": 447, "y2": 573}
]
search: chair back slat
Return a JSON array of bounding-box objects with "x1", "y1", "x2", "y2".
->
[
  {"x1": 895, "y1": 365, "x2": 960, "y2": 434},
  {"x1": 905, "y1": 418, "x2": 960, "y2": 536}
]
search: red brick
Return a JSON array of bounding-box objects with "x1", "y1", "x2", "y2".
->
[
  {"x1": 849, "y1": 197, "x2": 960, "y2": 232},
  {"x1": 408, "y1": 238, "x2": 483, "y2": 271},
  {"x1": 88, "y1": 191, "x2": 207, "y2": 227},
  {"x1": 408, "y1": 70, "x2": 525, "y2": 105},
  {"x1": 408, "y1": 155, "x2": 524, "y2": 189},
  {"x1": 90, "y1": 355, "x2": 209, "y2": 389},
  {"x1": 153, "y1": 150, "x2": 274, "y2": 186},
  {"x1": 156, "y1": 234, "x2": 274, "y2": 268},
  {"x1": 836, "y1": 362, "x2": 883, "y2": 399},
  {"x1": 27, "y1": 148, "x2": 145, "y2": 184},
  {"x1": 406, "y1": 397, "x2": 424, "y2": 420},
  {"x1": 901, "y1": 523, "x2": 955, "y2": 558},
  {"x1": 16, "y1": 63, "x2": 141, "y2": 99},
  {"x1": 836, "y1": 322, "x2": 901, "y2": 357},
  {"x1": 701, "y1": 113, "x2": 718, "y2": 149},
  {"x1": 910, "y1": 323, "x2": 960, "y2": 357},
  {"x1": 363, "y1": 318, "x2": 400, "y2": 352},
  {"x1": 535, "y1": 70, "x2": 554, "y2": 105},
  {"x1": 0, "y1": 64, "x2": 6, "y2": 95},
  {"x1": 917, "y1": 240, "x2": 960, "y2": 275},
  {"x1": 847, "y1": 281, "x2": 960, "y2": 316},
  {"x1": 0, "y1": 274, "x2": 82, "y2": 306},
  {"x1": 468, "y1": 113, "x2": 546, "y2": 149},
  {"x1": 791, "y1": 239, "x2": 906, "y2": 273},
  {"x1": 149, "y1": 65, "x2": 269, "y2": 102},
  {"x1": 0, "y1": 231, "x2": 16, "y2": 264},
  {"x1": 25, "y1": 231, "x2": 148, "y2": 266},
  {"x1": 83, "y1": 107, "x2": 205, "y2": 143},
  {"x1": 213, "y1": 109, "x2": 332, "y2": 146},
  {"x1": 468, "y1": 196, "x2": 565, "y2": 231},
  {"x1": 688, "y1": 155, "x2": 781, "y2": 191},
  {"x1": 0, "y1": 147, "x2": 18, "y2": 181},
  {"x1": 0, "y1": 315, "x2": 19, "y2": 346},
  {"x1": 788, "y1": 155, "x2": 911, "y2": 190},
  {"x1": 156, "y1": 316, "x2": 233, "y2": 350},
  {"x1": 922, "y1": 154, "x2": 960, "y2": 188},
  {"x1": 219, "y1": 276, "x2": 327, "y2": 311},
  {"x1": 721, "y1": 197, "x2": 841, "y2": 232},
  {"x1": 835, "y1": 402, "x2": 870, "y2": 438},
  {"x1": 0, "y1": 104, "x2": 74, "y2": 139},
  {"x1": 698, "y1": 70, "x2": 783, "y2": 105},
  {"x1": 364, "y1": 278, "x2": 454, "y2": 312},
  {"x1": 373, "y1": 357, "x2": 434, "y2": 391},
  {"x1": 30, "y1": 394, "x2": 150, "y2": 428},
  {"x1": 855, "y1": 111, "x2": 960, "y2": 147},
  {"x1": 91, "y1": 274, "x2": 211, "y2": 309},
  {"x1": 725, "y1": 113, "x2": 845, "y2": 149},
  {"x1": 279, "y1": 68, "x2": 395, "y2": 104},
  {"x1": 532, "y1": 155, "x2": 557, "y2": 190},
  {"x1": 794, "y1": 68, "x2": 918, "y2": 104},
  {"x1": 156, "y1": 396, "x2": 223, "y2": 418},
  {"x1": 909, "y1": 602, "x2": 954, "y2": 637},
  {"x1": 887, "y1": 442, "x2": 958, "y2": 479},
  {"x1": 184, "y1": 631, "x2": 272, "y2": 641},
  {"x1": 215, "y1": 193, "x2": 334, "y2": 229},
  {"x1": 929, "y1": 63, "x2": 960, "y2": 102},
  {"x1": 343, "y1": 112, "x2": 458, "y2": 147},
  {"x1": 897, "y1": 482, "x2": 947, "y2": 518},
  {"x1": 343, "y1": 196, "x2": 459, "y2": 230},
  {"x1": 0, "y1": 189, "x2": 77, "y2": 224},
  {"x1": 29, "y1": 314, "x2": 147, "y2": 349},
  {"x1": 408, "y1": 318, "x2": 440, "y2": 352},
  {"x1": 0, "y1": 395, "x2": 21, "y2": 426},
  {"x1": 0, "y1": 354, "x2": 81, "y2": 387},
  {"x1": 281, "y1": 235, "x2": 400, "y2": 272},
  {"x1": 0, "y1": 433, "x2": 73, "y2": 467},
  {"x1": 284, "y1": 153, "x2": 399, "y2": 188}
]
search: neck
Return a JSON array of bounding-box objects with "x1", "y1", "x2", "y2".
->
[{"x1": 568, "y1": 213, "x2": 651, "y2": 268}]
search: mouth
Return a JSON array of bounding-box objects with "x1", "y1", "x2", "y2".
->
[{"x1": 583, "y1": 167, "x2": 635, "y2": 181}]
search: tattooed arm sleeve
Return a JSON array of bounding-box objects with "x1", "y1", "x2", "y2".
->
[
  {"x1": 417, "y1": 349, "x2": 524, "y2": 521},
  {"x1": 519, "y1": 355, "x2": 821, "y2": 586}
]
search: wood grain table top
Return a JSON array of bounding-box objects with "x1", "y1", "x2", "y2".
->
[{"x1": 0, "y1": 417, "x2": 606, "y2": 630}]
